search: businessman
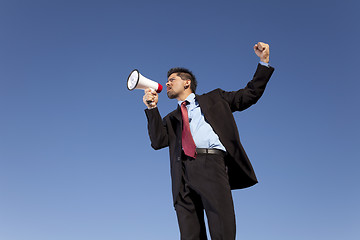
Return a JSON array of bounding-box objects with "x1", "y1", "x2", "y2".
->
[{"x1": 143, "y1": 42, "x2": 275, "y2": 240}]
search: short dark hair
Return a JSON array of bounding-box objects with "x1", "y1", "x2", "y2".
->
[{"x1": 167, "y1": 67, "x2": 197, "y2": 93}]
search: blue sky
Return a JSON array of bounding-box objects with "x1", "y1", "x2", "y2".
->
[{"x1": 1, "y1": 0, "x2": 359, "y2": 239}]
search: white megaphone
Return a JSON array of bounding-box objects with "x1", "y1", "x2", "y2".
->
[{"x1": 127, "y1": 69, "x2": 163, "y2": 93}]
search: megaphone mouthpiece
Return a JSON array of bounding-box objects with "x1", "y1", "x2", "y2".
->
[{"x1": 156, "y1": 83, "x2": 163, "y2": 93}]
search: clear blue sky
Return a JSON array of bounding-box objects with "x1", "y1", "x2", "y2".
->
[{"x1": 1, "y1": 0, "x2": 359, "y2": 239}]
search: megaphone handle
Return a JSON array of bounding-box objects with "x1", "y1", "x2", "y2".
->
[{"x1": 147, "y1": 88, "x2": 156, "y2": 104}]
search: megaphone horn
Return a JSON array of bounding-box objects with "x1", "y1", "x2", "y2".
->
[{"x1": 127, "y1": 69, "x2": 163, "y2": 93}]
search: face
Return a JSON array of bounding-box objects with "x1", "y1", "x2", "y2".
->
[{"x1": 166, "y1": 73, "x2": 190, "y2": 99}]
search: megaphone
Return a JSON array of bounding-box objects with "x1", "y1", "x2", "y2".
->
[{"x1": 127, "y1": 69, "x2": 163, "y2": 93}]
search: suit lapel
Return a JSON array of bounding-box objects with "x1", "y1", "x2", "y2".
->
[
  {"x1": 196, "y1": 94, "x2": 210, "y2": 116},
  {"x1": 170, "y1": 105, "x2": 182, "y2": 124},
  {"x1": 196, "y1": 94, "x2": 216, "y2": 130}
]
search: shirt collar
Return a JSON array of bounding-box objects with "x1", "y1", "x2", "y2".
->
[{"x1": 178, "y1": 93, "x2": 196, "y2": 106}]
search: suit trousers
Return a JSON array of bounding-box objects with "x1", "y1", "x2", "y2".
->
[{"x1": 175, "y1": 152, "x2": 236, "y2": 240}]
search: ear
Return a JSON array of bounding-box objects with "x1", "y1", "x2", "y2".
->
[{"x1": 184, "y1": 79, "x2": 191, "y2": 89}]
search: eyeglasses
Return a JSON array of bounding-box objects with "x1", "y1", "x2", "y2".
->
[
  {"x1": 167, "y1": 77, "x2": 177, "y2": 83},
  {"x1": 166, "y1": 77, "x2": 188, "y2": 85}
]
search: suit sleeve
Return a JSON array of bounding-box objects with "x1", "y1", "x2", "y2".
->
[
  {"x1": 219, "y1": 63, "x2": 275, "y2": 112},
  {"x1": 144, "y1": 107, "x2": 169, "y2": 150}
]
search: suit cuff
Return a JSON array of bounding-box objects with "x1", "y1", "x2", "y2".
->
[
  {"x1": 259, "y1": 61, "x2": 270, "y2": 67},
  {"x1": 145, "y1": 106, "x2": 158, "y2": 111}
]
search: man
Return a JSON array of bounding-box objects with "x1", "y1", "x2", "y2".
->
[{"x1": 143, "y1": 42, "x2": 274, "y2": 240}]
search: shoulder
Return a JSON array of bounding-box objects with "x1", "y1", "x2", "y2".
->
[
  {"x1": 196, "y1": 88, "x2": 227, "y2": 101},
  {"x1": 197, "y1": 88, "x2": 224, "y2": 98}
]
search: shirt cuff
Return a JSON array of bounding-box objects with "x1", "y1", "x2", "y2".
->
[{"x1": 259, "y1": 61, "x2": 270, "y2": 67}]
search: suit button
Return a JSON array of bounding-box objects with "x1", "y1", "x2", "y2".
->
[{"x1": 177, "y1": 157, "x2": 181, "y2": 161}]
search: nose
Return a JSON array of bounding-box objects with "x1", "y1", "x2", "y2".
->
[{"x1": 166, "y1": 81, "x2": 171, "y2": 87}]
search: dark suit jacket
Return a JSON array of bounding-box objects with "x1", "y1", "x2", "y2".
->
[{"x1": 145, "y1": 64, "x2": 275, "y2": 204}]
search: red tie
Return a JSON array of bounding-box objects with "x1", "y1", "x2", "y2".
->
[{"x1": 181, "y1": 101, "x2": 197, "y2": 158}]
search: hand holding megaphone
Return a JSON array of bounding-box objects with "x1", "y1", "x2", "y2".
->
[{"x1": 143, "y1": 88, "x2": 158, "y2": 109}]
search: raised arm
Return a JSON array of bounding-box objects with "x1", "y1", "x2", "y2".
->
[
  {"x1": 144, "y1": 89, "x2": 169, "y2": 150},
  {"x1": 220, "y1": 42, "x2": 274, "y2": 111}
]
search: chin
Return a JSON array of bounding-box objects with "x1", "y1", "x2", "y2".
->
[{"x1": 167, "y1": 92, "x2": 177, "y2": 99}]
